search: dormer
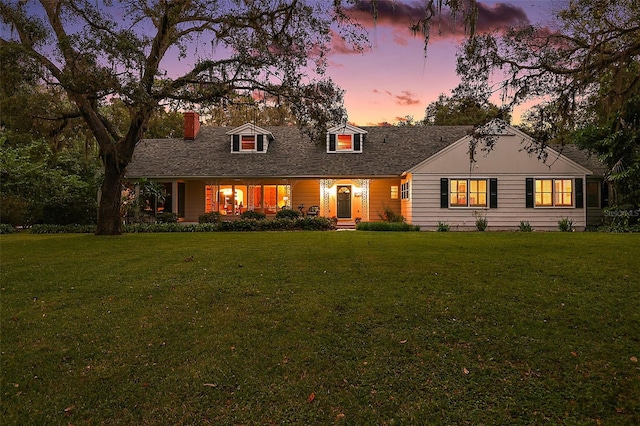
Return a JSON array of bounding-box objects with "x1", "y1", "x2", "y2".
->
[
  {"x1": 226, "y1": 123, "x2": 273, "y2": 153},
  {"x1": 326, "y1": 123, "x2": 367, "y2": 153}
]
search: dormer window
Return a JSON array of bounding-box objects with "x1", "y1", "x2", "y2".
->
[
  {"x1": 227, "y1": 123, "x2": 273, "y2": 154},
  {"x1": 327, "y1": 124, "x2": 367, "y2": 153}
]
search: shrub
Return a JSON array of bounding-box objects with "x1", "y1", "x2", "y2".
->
[
  {"x1": 275, "y1": 208, "x2": 301, "y2": 219},
  {"x1": 356, "y1": 222, "x2": 420, "y2": 231},
  {"x1": 0, "y1": 223, "x2": 16, "y2": 234},
  {"x1": 241, "y1": 210, "x2": 267, "y2": 220},
  {"x1": 156, "y1": 212, "x2": 178, "y2": 223},
  {"x1": 30, "y1": 224, "x2": 96, "y2": 234},
  {"x1": 436, "y1": 221, "x2": 450, "y2": 232},
  {"x1": 474, "y1": 213, "x2": 488, "y2": 231},
  {"x1": 378, "y1": 204, "x2": 405, "y2": 223},
  {"x1": 518, "y1": 221, "x2": 533, "y2": 232},
  {"x1": 558, "y1": 217, "x2": 574, "y2": 232},
  {"x1": 198, "y1": 211, "x2": 222, "y2": 224}
]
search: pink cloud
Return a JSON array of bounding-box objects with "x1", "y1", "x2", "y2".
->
[
  {"x1": 343, "y1": 1, "x2": 531, "y2": 44},
  {"x1": 373, "y1": 88, "x2": 420, "y2": 106}
]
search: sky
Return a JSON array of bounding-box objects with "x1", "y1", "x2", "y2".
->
[{"x1": 328, "y1": 0, "x2": 560, "y2": 126}]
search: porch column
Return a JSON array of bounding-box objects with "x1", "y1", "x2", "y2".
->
[{"x1": 172, "y1": 181, "x2": 179, "y2": 214}]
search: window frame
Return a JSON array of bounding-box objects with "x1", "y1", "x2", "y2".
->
[
  {"x1": 390, "y1": 185, "x2": 399, "y2": 200},
  {"x1": 534, "y1": 178, "x2": 574, "y2": 207},
  {"x1": 449, "y1": 178, "x2": 487, "y2": 208},
  {"x1": 401, "y1": 182, "x2": 410, "y2": 200}
]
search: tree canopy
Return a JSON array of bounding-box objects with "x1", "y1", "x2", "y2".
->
[
  {"x1": 455, "y1": 0, "x2": 640, "y2": 205},
  {"x1": 0, "y1": 0, "x2": 366, "y2": 234},
  {"x1": 423, "y1": 93, "x2": 509, "y2": 126}
]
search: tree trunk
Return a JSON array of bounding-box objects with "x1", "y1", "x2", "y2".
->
[{"x1": 96, "y1": 153, "x2": 125, "y2": 235}]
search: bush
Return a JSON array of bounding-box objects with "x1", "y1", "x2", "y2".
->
[
  {"x1": 558, "y1": 217, "x2": 574, "y2": 232},
  {"x1": 0, "y1": 223, "x2": 16, "y2": 234},
  {"x1": 156, "y1": 212, "x2": 178, "y2": 223},
  {"x1": 356, "y1": 222, "x2": 420, "y2": 231},
  {"x1": 30, "y1": 224, "x2": 96, "y2": 234},
  {"x1": 198, "y1": 211, "x2": 222, "y2": 224},
  {"x1": 275, "y1": 208, "x2": 301, "y2": 219},
  {"x1": 378, "y1": 205, "x2": 405, "y2": 223},
  {"x1": 241, "y1": 210, "x2": 267, "y2": 220},
  {"x1": 518, "y1": 221, "x2": 533, "y2": 232},
  {"x1": 436, "y1": 221, "x2": 450, "y2": 232},
  {"x1": 475, "y1": 215, "x2": 488, "y2": 231}
]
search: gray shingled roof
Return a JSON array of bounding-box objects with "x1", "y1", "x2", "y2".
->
[
  {"x1": 125, "y1": 125, "x2": 607, "y2": 179},
  {"x1": 548, "y1": 144, "x2": 608, "y2": 176},
  {"x1": 125, "y1": 125, "x2": 473, "y2": 179}
]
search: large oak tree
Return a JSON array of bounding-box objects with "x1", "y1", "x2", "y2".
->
[{"x1": 0, "y1": 0, "x2": 365, "y2": 234}]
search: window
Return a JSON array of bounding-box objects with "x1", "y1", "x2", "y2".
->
[
  {"x1": 391, "y1": 186, "x2": 399, "y2": 200},
  {"x1": 328, "y1": 132, "x2": 363, "y2": 153},
  {"x1": 450, "y1": 179, "x2": 486, "y2": 207},
  {"x1": 241, "y1": 135, "x2": 255, "y2": 151},
  {"x1": 535, "y1": 179, "x2": 572, "y2": 207},
  {"x1": 337, "y1": 134, "x2": 352, "y2": 151},
  {"x1": 401, "y1": 182, "x2": 410, "y2": 200}
]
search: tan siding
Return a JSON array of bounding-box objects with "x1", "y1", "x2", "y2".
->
[
  {"x1": 369, "y1": 179, "x2": 401, "y2": 221},
  {"x1": 292, "y1": 180, "x2": 320, "y2": 212},
  {"x1": 410, "y1": 175, "x2": 587, "y2": 231},
  {"x1": 183, "y1": 180, "x2": 206, "y2": 222}
]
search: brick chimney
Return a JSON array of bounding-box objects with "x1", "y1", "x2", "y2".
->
[{"x1": 184, "y1": 112, "x2": 200, "y2": 140}]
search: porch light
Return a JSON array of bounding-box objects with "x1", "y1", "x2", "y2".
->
[{"x1": 354, "y1": 187, "x2": 362, "y2": 197}]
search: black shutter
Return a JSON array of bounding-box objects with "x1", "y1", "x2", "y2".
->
[
  {"x1": 329, "y1": 134, "x2": 336, "y2": 151},
  {"x1": 601, "y1": 181, "x2": 609, "y2": 207},
  {"x1": 232, "y1": 135, "x2": 240, "y2": 152},
  {"x1": 257, "y1": 134, "x2": 264, "y2": 152},
  {"x1": 575, "y1": 178, "x2": 584, "y2": 208},
  {"x1": 526, "y1": 178, "x2": 534, "y2": 208},
  {"x1": 489, "y1": 178, "x2": 498, "y2": 208},
  {"x1": 354, "y1": 134, "x2": 361, "y2": 151},
  {"x1": 440, "y1": 178, "x2": 448, "y2": 208}
]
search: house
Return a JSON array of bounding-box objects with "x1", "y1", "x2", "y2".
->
[{"x1": 125, "y1": 113, "x2": 607, "y2": 230}]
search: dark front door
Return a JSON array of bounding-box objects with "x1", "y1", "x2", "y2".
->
[{"x1": 337, "y1": 186, "x2": 351, "y2": 218}]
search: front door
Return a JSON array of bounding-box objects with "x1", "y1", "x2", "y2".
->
[{"x1": 337, "y1": 185, "x2": 351, "y2": 218}]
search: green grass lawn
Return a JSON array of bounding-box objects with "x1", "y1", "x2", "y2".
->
[{"x1": 1, "y1": 232, "x2": 639, "y2": 424}]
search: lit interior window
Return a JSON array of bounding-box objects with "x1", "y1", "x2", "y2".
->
[
  {"x1": 337, "y1": 134, "x2": 352, "y2": 150},
  {"x1": 535, "y1": 179, "x2": 553, "y2": 206},
  {"x1": 241, "y1": 135, "x2": 255, "y2": 150},
  {"x1": 450, "y1": 180, "x2": 467, "y2": 206},
  {"x1": 391, "y1": 186, "x2": 399, "y2": 199}
]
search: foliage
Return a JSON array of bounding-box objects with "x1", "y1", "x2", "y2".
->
[
  {"x1": 558, "y1": 217, "x2": 575, "y2": 232},
  {"x1": 0, "y1": 137, "x2": 100, "y2": 227},
  {"x1": 518, "y1": 221, "x2": 533, "y2": 232},
  {"x1": 0, "y1": 223, "x2": 16, "y2": 234},
  {"x1": 156, "y1": 212, "x2": 178, "y2": 224},
  {"x1": 474, "y1": 212, "x2": 488, "y2": 231},
  {"x1": 437, "y1": 221, "x2": 450, "y2": 232},
  {"x1": 0, "y1": 1, "x2": 364, "y2": 234},
  {"x1": 356, "y1": 221, "x2": 420, "y2": 231},
  {"x1": 2, "y1": 232, "x2": 639, "y2": 424},
  {"x1": 596, "y1": 207, "x2": 640, "y2": 233},
  {"x1": 240, "y1": 210, "x2": 267, "y2": 220},
  {"x1": 456, "y1": 0, "x2": 640, "y2": 202},
  {"x1": 198, "y1": 212, "x2": 222, "y2": 224},
  {"x1": 377, "y1": 204, "x2": 405, "y2": 223},
  {"x1": 275, "y1": 208, "x2": 301, "y2": 220},
  {"x1": 30, "y1": 224, "x2": 97, "y2": 234},
  {"x1": 423, "y1": 93, "x2": 510, "y2": 126}
]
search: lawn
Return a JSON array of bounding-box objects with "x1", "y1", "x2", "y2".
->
[{"x1": 1, "y1": 232, "x2": 639, "y2": 425}]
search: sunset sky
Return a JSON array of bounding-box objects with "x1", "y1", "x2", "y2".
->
[{"x1": 330, "y1": 0, "x2": 559, "y2": 126}]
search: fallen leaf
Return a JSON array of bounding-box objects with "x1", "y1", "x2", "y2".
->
[
  {"x1": 64, "y1": 405, "x2": 75, "y2": 414},
  {"x1": 463, "y1": 368, "x2": 469, "y2": 375},
  {"x1": 400, "y1": 340, "x2": 407, "y2": 344},
  {"x1": 307, "y1": 392, "x2": 315, "y2": 403},
  {"x1": 571, "y1": 351, "x2": 578, "y2": 357},
  {"x1": 336, "y1": 413, "x2": 345, "y2": 419},
  {"x1": 631, "y1": 356, "x2": 638, "y2": 363},
  {"x1": 203, "y1": 383, "x2": 218, "y2": 387}
]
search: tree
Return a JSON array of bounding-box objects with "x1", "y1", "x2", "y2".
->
[
  {"x1": 454, "y1": 0, "x2": 640, "y2": 204},
  {"x1": 423, "y1": 93, "x2": 509, "y2": 126},
  {"x1": 1, "y1": 0, "x2": 362, "y2": 235}
]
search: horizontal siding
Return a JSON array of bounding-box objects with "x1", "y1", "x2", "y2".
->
[
  {"x1": 292, "y1": 180, "x2": 320, "y2": 213},
  {"x1": 410, "y1": 175, "x2": 587, "y2": 231},
  {"x1": 369, "y1": 179, "x2": 401, "y2": 221},
  {"x1": 184, "y1": 180, "x2": 206, "y2": 222}
]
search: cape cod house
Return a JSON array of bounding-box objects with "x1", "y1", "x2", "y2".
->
[{"x1": 125, "y1": 112, "x2": 607, "y2": 230}]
